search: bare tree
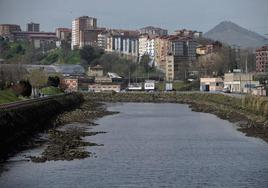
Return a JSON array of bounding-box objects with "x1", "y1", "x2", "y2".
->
[{"x1": 27, "y1": 69, "x2": 48, "y2": 97}]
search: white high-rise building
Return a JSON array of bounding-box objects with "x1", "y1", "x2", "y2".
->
[
  {"x1": 97, "y1": 32, "x2": 108, "y2": 50},
  {"x1": 138, "y1": 34, "x2": 155, "y2": 63},
  {"x1": 138, "y1": 34, "x2": 149, "y2": 58},
  {"x1": 147, "y1": 38, "x2": 155, "y2": 60}
]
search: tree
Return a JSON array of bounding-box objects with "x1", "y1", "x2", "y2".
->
[
  {"x1": 0, "y1": 64, "x2": 28, "y2": 88},
  {"x1": 18, "y1": 80, "x2": 32, "y2": 97},
  {"x1": 27, "y1": 69, "x2": 48, "y2": 97},
  {"x1": 140, "y1": 54, "x2": 151, "y2": 72},
  {"x1": 0, "y1": 38, "x2": 9, "y2": 55},
  {"x1": 8, "y1": 80, "x2": 32, "y2": 97},
  {"x1": 47, "y1": 76, "x2": 60, "y2": 87},
  {"x1": 80, "y1": 45, "x2": 103, "y2": 66},
  {"x1": 15, "y1": 44, "x2": 25, "y2": 54},
  {"x1": 198, "y1": 53, "x2": 225, "y2": 76}
]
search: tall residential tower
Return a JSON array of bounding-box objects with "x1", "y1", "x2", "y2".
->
[
  {"x1": 71, "y1": 16, "x2": 98, "y2": 49},
  {"x1": 27, "y1": 22, "x2": 40, "y2": 32}
]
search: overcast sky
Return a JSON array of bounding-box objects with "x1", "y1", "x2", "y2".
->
[{"x1": 0, "y1": 0, "x2": 267, "y2": 35}]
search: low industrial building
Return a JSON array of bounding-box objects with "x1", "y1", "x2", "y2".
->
[
  {"x1": 200, "y1": 77, "x2": 224, "y2": 92},
  {"x1": 88, "y1": 65, "x2": 104, "y2": 77},
  {"x1": 251, "y1": 86, "x2": 266, "y2": 96},
  {"x1": 62, "y1": 78, "x2": 78, "y2": 92},
  {"x1": 88, "y1": 83, "x2": 121, "y2": 93},
  {"x1": 224, "y1": 72, "x2": 260, "y2": 93},
  {"x1": 95, "y1": 76, "x2": 112, "y2": 83}
]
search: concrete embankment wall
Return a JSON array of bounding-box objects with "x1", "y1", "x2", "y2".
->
[{"x1": 0, "y1": 93, "x2": 84, "y2": 160}]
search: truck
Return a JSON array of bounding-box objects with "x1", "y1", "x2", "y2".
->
[
  {"x1": 127, "y1": 83, "x2": 143, "y2": 91},
  {"x1": 144, "y1": 80, "x2": 155, "y2": 91}
]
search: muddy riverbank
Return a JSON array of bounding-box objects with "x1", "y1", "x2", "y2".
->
[
  {"x1": 0, "y1": 97, "x2": 117, "y2": 175},
  {"x1": 85, "y1": 92, "x2": 268, "y2": 143},
  {"x1": 0, "y1": 93, "x2": 84, "y2": 161}
]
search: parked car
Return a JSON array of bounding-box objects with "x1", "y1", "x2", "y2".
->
[{"x1": 223, "y1": 87, "x2": 231, "y2": 93}]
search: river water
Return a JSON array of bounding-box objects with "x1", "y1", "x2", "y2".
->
[{"x1": 1, "y1": 103, "x2": 268, "y2": 188}]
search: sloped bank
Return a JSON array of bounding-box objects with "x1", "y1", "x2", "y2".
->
[
  {"x1": 85, "y1": 92, "x2": 268, "y2": 143},
  {"x1": 0, "y1": 93, "x2": 84, "y2": 161}
]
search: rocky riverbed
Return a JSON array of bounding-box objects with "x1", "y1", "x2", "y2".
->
[{"x1": 28, "y1": 99, "x2": 118, "y2": 163}]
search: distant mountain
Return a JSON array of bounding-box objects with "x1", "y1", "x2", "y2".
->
[{"x1": 204, "y1": 21, "x2": 268, "y2": 49}]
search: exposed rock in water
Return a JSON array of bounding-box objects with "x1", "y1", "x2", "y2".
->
[
  {"x1": 29, "y1": 99, "x2": 117, "y2": 163},
  {"x1": 30, "y1": 127, "x2": 106, "y2": 163}
]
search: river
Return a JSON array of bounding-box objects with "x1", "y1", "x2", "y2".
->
[{"x1": 1, "y1": 103, "x2": 268, "y2": 188}]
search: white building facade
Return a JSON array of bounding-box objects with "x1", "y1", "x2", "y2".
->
[
  {"x1": 138, "y1": 35, "x2": 155, "y2": 63},
  {"x1": 106, "y1": 34, "x2": 139, "y2": 58},
  {"x1": 97, "y1": 32, "x2": 108, "y2": 50}
]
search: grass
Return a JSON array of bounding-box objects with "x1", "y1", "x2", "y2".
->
[
  {"x1": 0, "y1": 90, "x2": 20, "y2": 104},
  {"x1": 156, "y1": 81, "x2": 200, "y2": 91},
  {"x1": 40, "y1": 86, "x2": 63, "y2": 96}
]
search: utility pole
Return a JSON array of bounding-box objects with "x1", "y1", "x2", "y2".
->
[{"x1": 245, "y1": 53, "x2": 248, "y2": 73}]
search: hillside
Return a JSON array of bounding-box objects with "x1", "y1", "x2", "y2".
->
[{"x1": 204, "y1": 21, "x2": 267, "y2": 49}]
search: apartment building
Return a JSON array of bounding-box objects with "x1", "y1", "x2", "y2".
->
[
  {"x1": 56, "y1": 28, "x2": 71, "y2": 41},
  {"x1": 0, "y1": 24, "x2": 21, "y2": 38},
  {"x1": 256, "y1": 45, "x2": 268, "y2": 72},
  {"x1": 71, "y1": 16, "x2": 98, "y2": 49},
  {"x1": 170, "y1": 36, "x2": 197, "y2": 61},
  {"x1": 155, "y1": 36, "x2": 171, "y2": 71},
  {"x1": 105, "y1": 31, "x2": 139, "y2": 59},
  {"x1": 147, "y1": 37, "x2": 155, "y2": 61},
  {"x1": 154, "y1": 35, "x2": 197, "y2": 80},
  {"x1": 174, "y1": 29, "x2": 202, "y2": 39},
  {"x1": 79, "y1": 29, "x2": 100, "y2": 48},
  {"x1": 140, "y1": 26, "x2": 168, "y2": 37},
  {"x1": 97, "y1": 31, "x2": 108, "y2": 50},
  {"x1": 27, "y1": 22, "x2": 40, "y2": 32},
  {"x1": 12, "y1": 31, "x2": 57, "y2": 49},
  {"x1": 196, "y1": 41, "x2": 223, "y2": 56},
  {"x1": 138, "y1": 34, "x2": 155, "y2": 61},
  {"x1": 165, "y1": 55, "x2": 175, "y2": 81},
  {"x1": 139, "y1": 34, "x2": 149, "y2": 58}
]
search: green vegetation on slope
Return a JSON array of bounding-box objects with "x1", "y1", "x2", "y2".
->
[
  {"x1": 0, "y1": 90, "x2": 21, "y2": 104},
  {"x1": 40, "y1": 48, "x2": 81, "y2": 65},
  {"x1": 40, "y1": 86, "x2": 63, "y2": 96},
  {"x1": 41, "y1": 86, "x2": 63, "y2": 95},
  {"x1": 0, "y1": 37, "x2": 80, "y2": 65},
  {"x1": 156, "y1": 81, "x2": 200, "y2": 91},
  {"x1": 0, "y1": 39, "x2": 26, "y2": 61}
]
